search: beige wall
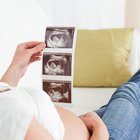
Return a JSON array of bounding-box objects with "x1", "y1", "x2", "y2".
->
[{"x1": 125, "y1": 0, "x2": 140, "y2": 33}]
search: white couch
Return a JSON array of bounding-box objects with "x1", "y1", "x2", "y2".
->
[{"x1": 66, "y1": 87, "x2": 115, "y2": 115}]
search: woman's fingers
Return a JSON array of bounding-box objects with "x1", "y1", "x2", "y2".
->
[
  {"x1": 29, "y1": 51, "x2": 43, "y2": 63},
  {"x1": 30, "y1": 56, "x2": 41, "y2": 63},
  {"x1": 32, "y1": 52, "x2": 42, "y2": 57},
  {"x1": 29, "y1": 42, "x2": 46, "y2": 55},
  {"x1": 23, "y1": 41, "x2": 44, "y2": 48}
]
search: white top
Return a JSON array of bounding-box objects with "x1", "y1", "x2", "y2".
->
[{"x1": 0, "y1": 82, "x2": 64, "y2": 140}]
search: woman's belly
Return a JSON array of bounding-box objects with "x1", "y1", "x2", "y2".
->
[{"x1": 55, "y1": 106, "x2": 90, "y2": 140}]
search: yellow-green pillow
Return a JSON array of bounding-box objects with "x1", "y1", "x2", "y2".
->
[{"x1": 74, "y1": 28, "x2": 133, "y2": 87}]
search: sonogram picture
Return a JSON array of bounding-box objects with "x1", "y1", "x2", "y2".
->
[{"x1": 42, "y1": 27, "x2": 76, "y2": 104}]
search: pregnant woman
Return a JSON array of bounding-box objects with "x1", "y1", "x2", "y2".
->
[{"x1": 1, "y1": 41, "x2": 139, "y2": 140}]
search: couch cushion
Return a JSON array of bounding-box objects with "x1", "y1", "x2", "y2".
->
[{"x1": 74, "y1": 28, "x2": 133, "y2": 87}]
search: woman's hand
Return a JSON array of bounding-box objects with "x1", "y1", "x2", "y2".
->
[
  {"x1": 80, "y1": 112, "x2": 103, "y2": 133},
  {"x1": 0, "y1": 41, "x2": 45, "y2": 86},
  {"x1": 80, "y1": 112, "x2": 109, "y2": 140},
  {"x1": 10, "y1": 41, "x2": 45, "y2": 76}
]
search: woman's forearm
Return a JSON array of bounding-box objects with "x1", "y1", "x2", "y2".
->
[{"x1": 0, "y1": 64, "x2": 22, "y2": 86}]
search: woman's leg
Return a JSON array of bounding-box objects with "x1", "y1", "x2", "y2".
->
[{"x1": 101, "y1": 70, "x2": 140, "y2": 140}]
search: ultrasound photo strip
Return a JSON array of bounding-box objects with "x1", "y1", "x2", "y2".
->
[{"x1": 42, "y1": 27, "x2": 76, "y2": 104}]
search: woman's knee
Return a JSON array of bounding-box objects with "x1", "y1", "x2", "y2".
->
[{"x1": 111, "y1": 82, "x2": 140, "y2": 107}]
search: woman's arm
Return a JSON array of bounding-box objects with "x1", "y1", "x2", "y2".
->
[
  {"x1": 80, "y1": 112, "x2": 109, "y2": 140},
  {"x1": 0, "y1": 41, "x2": 45, "y2": 86}
]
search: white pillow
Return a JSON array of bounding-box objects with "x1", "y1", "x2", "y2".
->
[{"x1": 128, "y1": 29, "x2": 140, "y2": 75}]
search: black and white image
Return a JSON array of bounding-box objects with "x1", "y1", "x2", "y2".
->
[
  {"x1": 43, "y1": 53, "x2": 72, "y2": 76},
  {"x1": 43, "y1": 80, "x2": 71, "y2": 103},
  {"x1": 42, "y1": 26, "x2": 76, "y2": 104},
  {"x1": 45, "y1": 27, "x2": 75, "y2": 48}
]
